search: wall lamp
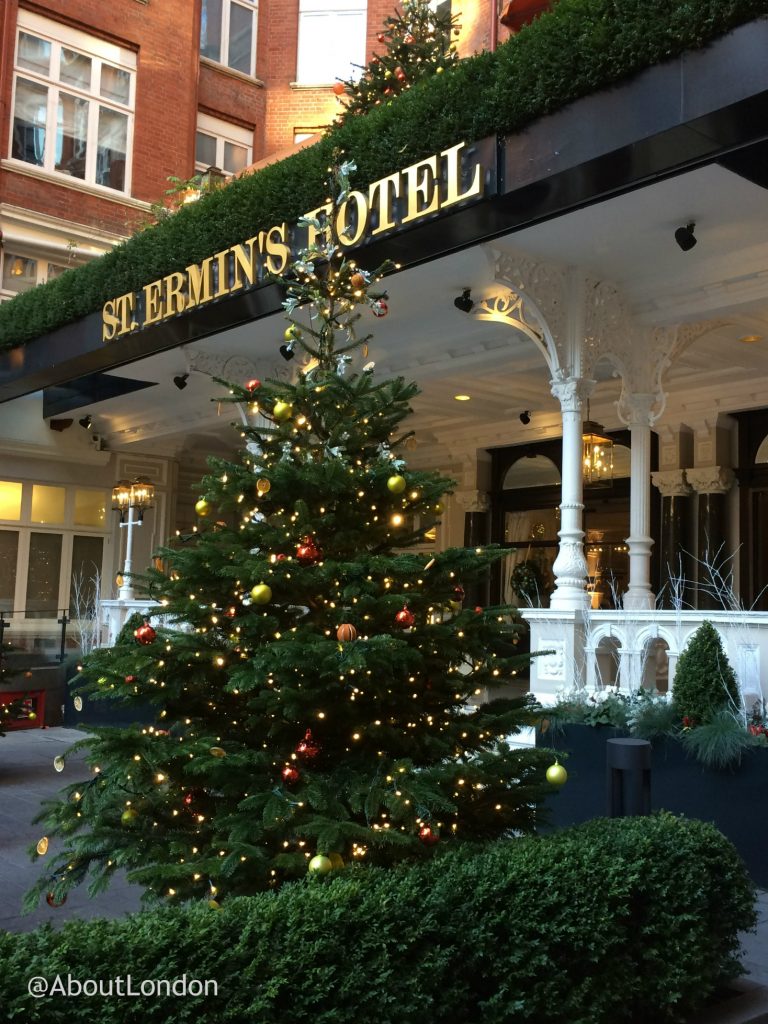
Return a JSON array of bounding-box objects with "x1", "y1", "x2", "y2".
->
[
  {"x1": 453, "y1": 288, "x2": 474, "y2": 313},
  {"x1": 674, "y1": 222, "x2": 697, "y2": 252},
  {"x1": 519, "y1": 410, "x2": 531, "y2": 425},
  {"x1": 173, "y1": 373, "x2": 189, "y2": 390}
]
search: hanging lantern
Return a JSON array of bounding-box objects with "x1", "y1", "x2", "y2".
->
[{"x1": 582, "y1": 421, "x2": 614, "y2": 487}]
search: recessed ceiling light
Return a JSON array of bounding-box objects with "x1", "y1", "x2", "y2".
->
[
  {"x1": 738, "y1": 334, "x2": 763, "y2": 344},
  {"x1": 454, "y1": 394, "x2": 471, "y2": 401}
]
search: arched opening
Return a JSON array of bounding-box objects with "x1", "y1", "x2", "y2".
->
[
  {"x1": 595, "y1": 635, "x2": 621, "y2": 688},
  {"x1": 641, "y1": 636, "x2": 670, "y2": 693}
]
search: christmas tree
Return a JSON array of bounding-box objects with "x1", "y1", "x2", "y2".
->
[
  {"x1": 334, "y1": 0, "x2": 460, "y2": 119},
  {"x1": 28, "y1": 157, "x2": 553, "y2": 911}
]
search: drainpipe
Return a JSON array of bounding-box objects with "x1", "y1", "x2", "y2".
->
[{"x1": 490, "y1": 0, "x2": 499, "y2": 52}]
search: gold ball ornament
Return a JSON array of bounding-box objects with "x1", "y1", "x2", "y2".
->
[
  {"x1": 36, "y1": 836, "x2": 49, "y2": 856},
  {"x1": 256, "y1": 478, "x2": 271, "y2": 496},
  {"x1": 546, "y1": 762, "x2": 568, "y2": 787},
  {"x1": 208, "y1": 899, "x2": 221, "y2": 910},
  {"x1": 121, "y1": 808, "x2": 139, "y2": 827},
  {"x1": 272, "y1": 400, "x2": 293, "y2": 422},
  {"x1": 209, "y1": 746, "x2": 227, "y2": 758},
  {"x1": 250, "y1": 583, "x2": 272, "y2": 605},
  {"x1": 195, "y1": 498, "x2": 211, "y2": 517},
  {"x1": 284, "y1": 324, "x2": 302, "y2": 342},
  {"x1": 308, "y1": 854, "x2": 333, "y2": 875},
  {"x1": 386, "y1": 474, "x2": 406, "y2": 494}
]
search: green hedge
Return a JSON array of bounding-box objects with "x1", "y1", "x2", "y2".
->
[
  {"x1": 1, "y1": 0, "x2": 768, "y2": 349},
  {"x1": 0, "y1": 814, "x2": 756, "y2": 1023}
]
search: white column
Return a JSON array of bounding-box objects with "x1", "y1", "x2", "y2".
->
[
  {"x1": 118, "y1": 505, "x2": 137, "y2": 602},
  {"x1": 623, "y1": 393, "x2": 656, "y2": 611},
  {"x1": 550, "y1": 376, "x2": 592, "y2": 611}
]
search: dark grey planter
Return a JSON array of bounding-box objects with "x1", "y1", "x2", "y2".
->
[{"x1": 538, "y1": 722, "x2": 768, "y2": 887}]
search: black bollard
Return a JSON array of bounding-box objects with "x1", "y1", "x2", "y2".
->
[{"x1": 607, "y1": 738, "x2": 651, "y2": 818}]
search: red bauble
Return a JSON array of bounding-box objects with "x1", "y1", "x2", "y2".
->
[
  {"x1": 46, "y1": 891, "x2": 67, "y2": 908},
  {"x1": 246, "y1": 378, "x2": 261, "y2": 391},
  {"x1": 394, "y1": 66, "x2": 406, "y2": 81},
  {"x1": 296, "y1": 729, "x2": 320, "y2": 761},
  {"x1": 332, "y1": 81, "x2": 346, "y2": 95},
  {"x1": 296, "y1": 537, "x2": 322, "y2": 565},
  {"x1": 183, "y1": 792, "x2": 194, "y2": 806},
  {"x1": 377, "y1": 32, "x2": 386, "y2": 42},
  {"x1": 418, "y1": 824, "x2": 439, "y2": 846},
  {"x1": 134, "y1": 623, "x2": 156, "y2": 645},
  {"x1": 475, "y1": 606, "x2": 484, "y2": 614},
  {"x1": 404, "y1": 32, "x2": 415, "y2": 43},
  {"x1": 124, "y1": 675, "x2": 136, "y2": 683},
  {"x1": 453, "y1": 585, "x2": 465, "y2": 601},
  {"x1": 336, "y1": 623, "x2": 358, "y2": 643},
  {"x1": 275, "y1": 553, "x2": 287, "y2": 562},
  {"x1": 281, "y1": 764, "x2": 300, "y2": 785},
  {"x1": 372, "y1": 299, "x2": 388, "y2": 318},
  {"x1": 395, "y1": 606, "x2": 415, "y2": 629}
]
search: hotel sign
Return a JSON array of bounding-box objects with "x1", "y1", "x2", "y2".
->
[{"x1": 101, "y1": 141, "x2": 486, "y2": 342}]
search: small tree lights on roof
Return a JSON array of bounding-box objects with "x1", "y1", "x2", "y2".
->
[
  {"x1": 25, "y1": 159, "x2": 555, "y2": 915},
  {"x1": 333, "y1": 0, "x2": 461, "y2": 121}
]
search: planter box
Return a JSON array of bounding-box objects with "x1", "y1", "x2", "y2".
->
[{"x1": 538, "y1": 722, "x2": 768, "y2": 887}]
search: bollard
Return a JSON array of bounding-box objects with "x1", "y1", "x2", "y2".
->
[{"x1": 607, "y1": 738, "x2": 651, "y2": 818}]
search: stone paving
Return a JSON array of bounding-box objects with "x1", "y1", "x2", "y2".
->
[{"x1": 1, "y1": 727, "x2": 767, "y2": 1021}]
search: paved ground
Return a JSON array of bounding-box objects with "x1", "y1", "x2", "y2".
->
[{"x1": 1, "y1": 727, "x2": 768, "y2": 1021}]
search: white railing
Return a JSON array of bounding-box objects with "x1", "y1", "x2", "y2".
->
[{"x1": 522, "y1": 607, "x2": 768, "y2": 711}]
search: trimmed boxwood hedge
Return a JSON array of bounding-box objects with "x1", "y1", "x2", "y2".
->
[
  {"x1": 0, "y1": 813, "x2": 756, "y2": 1023},
  {"x1": 1, "y1": 0, "x2": 768, "y2": 349}
]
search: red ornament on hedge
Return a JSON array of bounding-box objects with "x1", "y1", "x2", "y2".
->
[
  {"x1": 134, "y1": 622, "x2": 156, "y2": 645},
  {"x1": 296, "y1": 537, "x2": 322, "y2": 565},
  {"x1": 296, "y1": 729, "x2": 320, "y2": 761},
  {"x1": 281, "y1": 764, "x2": 300, "y2": 785},
  {"x1": 395, "y1": 606, "x2": 415, "y2": 629},
  {"x1": 418, "y1": 824, "x2": 439, "y2": 846},
  {"x1": 371, "y1": 299, "x2": 388, "y2": 318}
]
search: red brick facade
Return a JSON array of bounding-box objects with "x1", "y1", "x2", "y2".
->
[{"x1": 0, "y1": 0, "x2": 514, "y2": 242}]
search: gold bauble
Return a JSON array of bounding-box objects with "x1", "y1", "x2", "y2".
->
[
  {"x1": 284, "y1": 324, "x2": 302, "y2": 342},
  {"x1": 195, "y1": 498, "x2": 211, "y2": 517},
  {"x1": 250, "y1": 583, "x2": 272, "y2": 605},
  {"x1": 121, "y1": 808, "x2": 139, "y2": 826},
  {"x1": 386, "y1": 474, "x2": 406, "y2": 494},
  {"x1": 546, "y1": 762, "x2": 568, "y2": 787},
  {"x1": 273, "y1": 401, "x2": 293, "y2": 422},
  {"x1": 256, "y1": 478, "x2": 271, "y2": 496},
  {"x1": 36, "y1": 836, "x2": 49, "y2": 856},
  {"x1": 209, "y1": 746, "x2": 227, "y2": 758}
]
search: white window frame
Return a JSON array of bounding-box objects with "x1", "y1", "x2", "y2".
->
[
  {"x1": 296, "y1": 0, "x2": 366, "y2": 86},
  {"x1": 9, "y1": 10, "x2": 136, "y2": 195},
  {"x1": 200, "y1": 0, "x2": 258, "y2": 77},
  {"x1": 195, "y1": 113, "x2": 253, "y2": 176},
  {"x1": 0, "y1": 250, "x2": 69, "y2": 300},
  {"x1": 0, "y1": 481, "x2": 110, "y2": 626}
]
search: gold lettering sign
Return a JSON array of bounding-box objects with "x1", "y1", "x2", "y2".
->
[{"x1": 102, "y1": 142, "x2": 485, "y2": 340}]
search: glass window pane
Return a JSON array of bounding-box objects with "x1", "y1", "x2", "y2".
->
[
  {"x1": 46, "y1": 263, "x2": 68, "y2": 281},
  {"x1": 31, "y1": 485, "x2": 65, "y2": 524},
  {"x1": 223, "y1": 141, "x2": 248, "y2": 173},
  {"x1": 60, "y1": 48, "x2": 91, "y2": 90},
  {"x1": 2, "y1": 255, "x2": 38, "y2": 294},
  {"x1": 201, "y1": 0, "x2": 223, "y2": 61},
  {"x1": 18, "y1": 32, "x2": 51, "y2": 76},
  {"x1": 12, "y1": 77, "x2": 47, "y2": 166},
  {"x1": 25, "y1": 533, "x2": 62, "y2": 619},
  {"x1": 96, "y1": 107, "x2": 127, "y2": 190},
  {"x1": 229, "y1": 2, "x2": 253, "y2": 73},
  {"x1": 70, "y1": 535, "x2": 103, "y2": 618},
  {"x1": 195, "y1": 131, "x2": 217, "y2": 168},
  {"x1": 0, "y1": 482, "x2": 23, "y2": 521},
  {"x1": 74, "y1": 489, "x2": 107, "y2": 527},
  {"x1": 0, "y1": 531, "x2": 19, "y2": 609},
  {"x1": 101, "y1": 64, "x2": 130, "y2": 104},
  {"x1": 55, "y1": 92, "x2": 88, "y2": 179}
]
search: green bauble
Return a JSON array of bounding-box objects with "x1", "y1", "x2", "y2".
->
[
  {"x1": 308, "y1": 854, "x2": 333, "y2": 875},
  {"x1": 387, "y1": 474, "x2": 406, "y2": 494},
  {"x1": 121, "y1": 808, "x2": 139, "y2": 827}
]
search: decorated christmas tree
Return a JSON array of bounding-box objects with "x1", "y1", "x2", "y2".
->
[
  {"x1": 334, "y1": 0, "x2": 460, "y2": 119},
  {"x1": 28, "y1": 157, "x2": 553, "y2": 911}
]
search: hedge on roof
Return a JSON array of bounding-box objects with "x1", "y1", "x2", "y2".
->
[
  {"x1": 0, "y1": 815, "x2": 758, "y2": 1023},
  {"x1": 1, "y1": 0, "x2": 768, "y2": 350}
]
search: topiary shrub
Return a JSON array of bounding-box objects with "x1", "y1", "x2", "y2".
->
[
  {"x1": 0, "y1": 814, "x2": 756, "y2": 1023},
  {"x1": 672, "y1": 621, "x2": 741, "y2": 725}
]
